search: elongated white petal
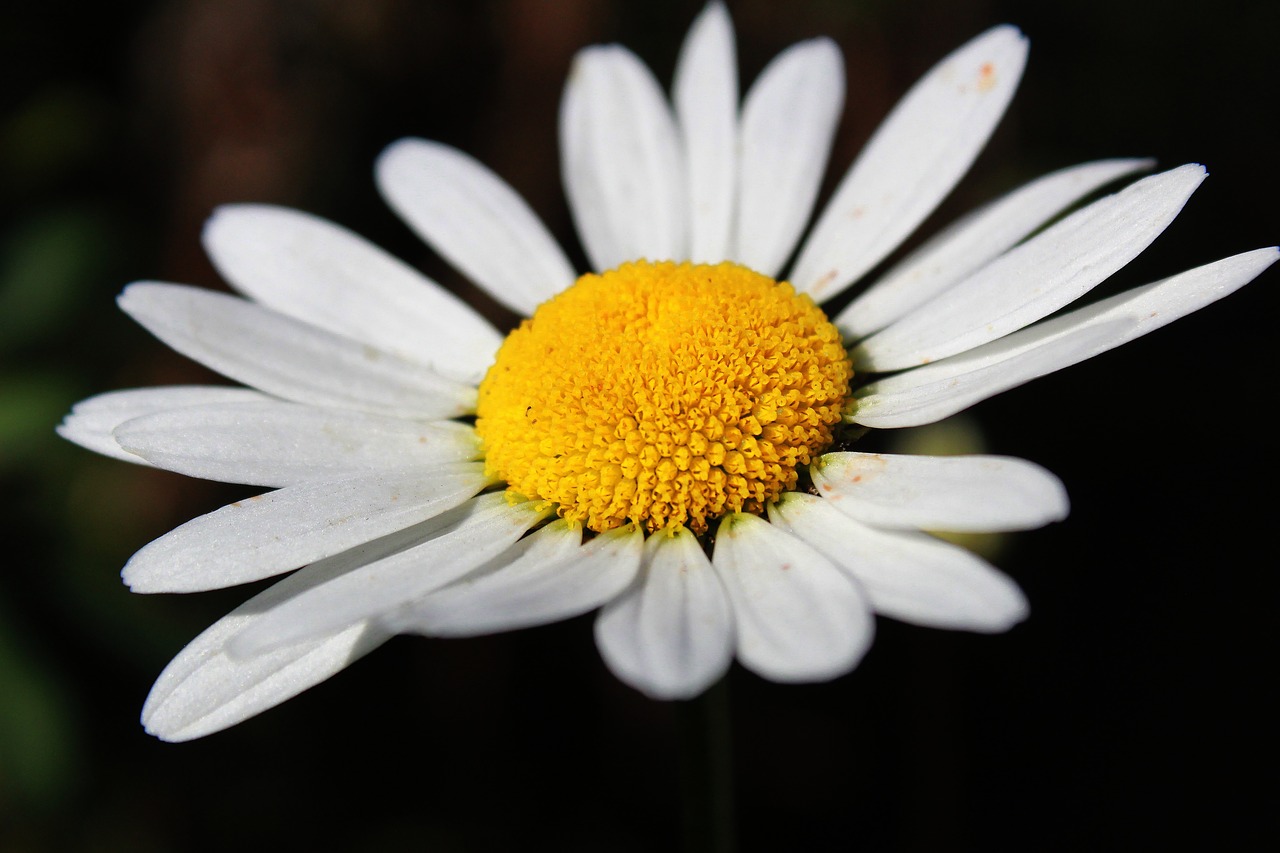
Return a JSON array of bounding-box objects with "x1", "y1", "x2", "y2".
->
[
  {"x1": 853, "y1": 320, "x2": 1125, "y2": 428},
  {"x1": 836, "y1": 158, "x2": 1153, "y2": 338},
  {"x1": 561, "y1": 44, "x2": 686, "y2": 270},
  {"x1": 854, "y1": 247, "x2": 1278, "y2": 428},
  {"x1": 203, "y1": 205, "x2": 500, "y2": 383},
  {"x1": 142, "y1": 564, "x2": 392, "y2": 742},
  {"x1": 810, "y1": 451, "x2": 1068, "y2": 532},
  {"x1": 733, "y1": 38, "x2": 843, "y2": 277},
  {"x1": 595, "y1": 527, "x2": 734, "y2": 700},
  {"x1": 57, "y1": 386, "x2": 268, "y2": 464},
  {"x1": 114, "y1": 400, "x2": 480, "y2": 487},
  {"x1": 124, "y1": 464, "x2": 493, "y2": 593},
  {"x1": 792, "y1": 25, "x2": 1027, "y2": 301},
  {"x1": 769, "y1": 494, "x2": 1027, "y2": 632},
  {"x1": 375, "y1": 140, "x2": 577, "y2": 316},
  {"x1": 902, "y1": 247, "x2": 1277, "y2": 385},
  {"x1": 389, "y1": 521, "x2": 643, "y2": 637},
  {"x1": 228, "y1": 495, "x2": 552, "y2": 655},
  {"x1": 855, "y1": 164, "x2": 1206, "y2": 371},
  {"x1": 119, "y1": 283, "x2": 476, "y2": 420},
  {"x1": 673, "y1": 1, "x2": 737, "y2": 263},
  {"x1": 711, "y1": 513, "x2": 872, "y2": 682}
]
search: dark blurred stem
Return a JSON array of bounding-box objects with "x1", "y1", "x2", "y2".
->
[{"x1": 678, "y1": 676, "x2": 735, "y2": 853}]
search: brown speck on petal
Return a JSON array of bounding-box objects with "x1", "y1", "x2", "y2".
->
[
  {"x1": 977, "y1": 61, "x2": 997, "y2": 93},
  {"x1": 812, "y1": 268, "x2": 838, "y2": 296}
]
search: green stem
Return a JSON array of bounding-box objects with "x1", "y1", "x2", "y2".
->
[{"x1": 678, "y1": 676, "x2": 735, "y2": 853}]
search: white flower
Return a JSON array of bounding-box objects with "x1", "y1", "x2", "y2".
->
[{"x1": 59, "y1": 2, "x2": 1275, "y2": 742}]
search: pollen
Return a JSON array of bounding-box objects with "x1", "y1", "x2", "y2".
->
[{"x1": 475, "y1": 260, "x2": 853, "y2": 534}]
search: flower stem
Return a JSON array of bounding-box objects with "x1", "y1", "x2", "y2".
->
[{"x1": 678, "y1": 676, "x2": 735, "y2": 853}]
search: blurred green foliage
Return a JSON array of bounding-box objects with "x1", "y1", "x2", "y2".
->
[
  {"x1": 0, "y1": 23, "x2": 143, "y2": 840},
  {"x1": 0, "y1": 589, "x2": 82, "y2": 811}
]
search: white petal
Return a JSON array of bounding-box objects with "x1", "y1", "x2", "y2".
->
[
  {"x1": 792, "y1": 25, "x2": 1028, "y2": 301},
  {"x1": 141, "y1": 565, "x2": 392, "y2": 742},
  {"x1": 860, "y1": 245, "x2": 1280, "y2": 425},
  {"x1": 673, "y1": 1, "x2": 738, "y2": 263},
  {"x1": 389, "y1": 520, "x2": 643, "y2": 637},
  {"x1": 732, "y1": 38, "x2": 843, "y2": 277},
  {"x1": 114, "y1": 400, "x2": 480, "y2": 487},
  {"x1": 228, "y1": 494, "x2": 552, "y2": 655},
  {"x1": 119, "y1": 282, "x2": 476, "y2": 420},
  {"x1": 123, "y1": 464, "x2": 493, "y2": 593},
  {"x1": 810, "y1": 451, "x2": 1068, "y2": 532},
  {"x1": 852, "y1": 320, "x2": 1125, "y2": 428},
  {"x1": 855, "y1": 164, "x2": 1206, "y2": 371},
  {"x1": 560, "y1": 44, "x2": 686, "y2": 270},
  {"x1": 853, "y1": 247, "x2": 1278, "y2": 428},
  {"x1": 836, "y1": 158, "x2": 1153, "y2": 339},
  {"x1": 594, "y1": 526, "x2": 734, "y2": 700},
  {"x1": 203, "y1": 205, "x2": 501, "y2": 383},
  {"x1": 57, "y1": 386, "x2": 268, "y2": 464},
  {"x1": 375, "y1": 139, "x2": 577, "y2": 316},
  {"x1": 769, "y1": 493, "x2": 1027, "y2": 632},
  {"x1": 711, "y1": 513, "x2": 872, "y2": 682}
]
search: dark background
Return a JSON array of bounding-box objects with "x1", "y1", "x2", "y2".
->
[{"x1": 2, "y1": 1, "x2": 1275, "y2": 850}]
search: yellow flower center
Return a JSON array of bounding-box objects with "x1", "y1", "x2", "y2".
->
[{"x1": 475, "y1": 260, "x2": 853, "y2": 535}]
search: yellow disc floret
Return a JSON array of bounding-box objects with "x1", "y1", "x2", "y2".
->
[{"x1": 475, "y1": 260, "x2": 853, "y2": 535}]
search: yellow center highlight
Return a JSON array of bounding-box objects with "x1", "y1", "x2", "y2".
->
[{"x1": 476, "y1": 260, "x2": 853, "y2": 535}]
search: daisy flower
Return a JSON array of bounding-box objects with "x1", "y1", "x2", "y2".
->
[{"x1": 59, "y1": 2, "x2": 1275, "y2": 742}]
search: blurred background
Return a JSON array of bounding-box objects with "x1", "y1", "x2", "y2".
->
[{"x1": 2, "y1": 0, "x2": 1276, "y2": 850}]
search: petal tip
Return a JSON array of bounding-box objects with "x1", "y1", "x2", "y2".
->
[
  {"x1": 116, "y1": 280, "x2": 170, "y2": 310},
  {"x1": 1040, "y1": 471, "x2": 1071, "y2": 523},
  {"x1": 374, "y1": 136, "x2": 431, "y2": 181},
  {"x1": 694, "y1": 0, "x2": 730, "y2": 27},
  {"x1": 202, "y1": 202, "x2": 283, "y2": 243},
  {"x1": 121, "y1": 559, "x2": 167, "y2": 594},
  {"x1": 140, "y1": 699, "x2": 203, "y2": 743},
  {"x1": 1178, "y1": 162, "x2": 1208, "y2": 181},
  {"x1": 988, "y1": 23, "x2": 1028, "y2": 46},
  {"x1": 53, "y1": 417, "x2": 79, "y2": 443},
  {"x1": 115, "y1": 283, "x2": 150, "y2": 317},
  {"x1": 982, "y1": 598, "x2": 1030, "y2": 634}
]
